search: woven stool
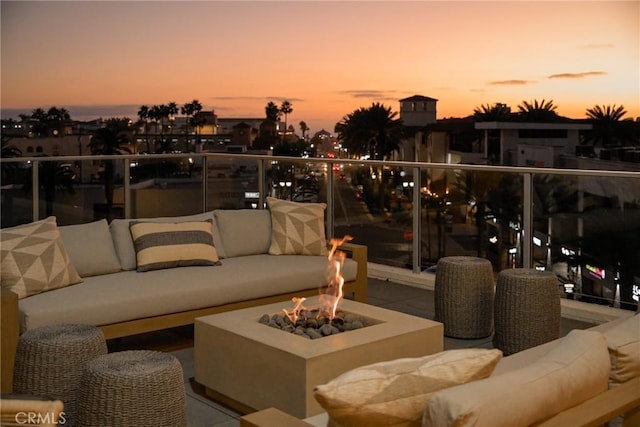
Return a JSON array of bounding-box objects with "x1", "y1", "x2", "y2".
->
[
  {"x1": 13, "y1": 324, "x2": 107, "y2": 426},
  {"x1": 434, "y1": 256, "x2": 495, "y2": 338},
  {"x1": 493, "y1": 268, "x2": 561, "y2": 355},
  {"x1": 77, "y1": 350, "x2": 186, "y2": 427}
]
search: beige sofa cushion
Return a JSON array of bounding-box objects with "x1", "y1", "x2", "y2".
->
[
  {"x1": 58, "y1": 219, "x2": 121, "y2": 277},
  {"x1": 130, "y1": 220, "x2": 221, "y2": 272},
  {"x1": 266, "y1": 197, "x2": 328, "y2": 256},
  {"x1": 422, "y1": 329, "x2": 610, "y2": 427},
  {"x1": 1, "y1": 217, "x2": 82, "y2": 298},
  {"x1": 314, "y1": 349, "x2": 502, "y2": 427},
  {"x1": 110, "y1": 211, "x2": 220, "y2": 270},
  {"x1": 214, "y1": 209, "x2": 271, "y2": 257},
  {"x1": 603, "y1": 314, "x2": 640, "y2": 386}
]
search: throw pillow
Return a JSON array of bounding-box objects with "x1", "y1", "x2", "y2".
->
[
  {"x1": 58, "y1": 219, "x2": 122, "y2": 277},
  {"x1": 214, "y1": 209, "x2": 272, "y2": 257},
  {"x1": 603, "y1": 314, "x2": 640, "y2": 386},
  {"x1": 129, "y1": 220, "x2": 221, "y2": 272},
  {"x1": 1, "y1": 217, "x2": 83, "y2": 298},
  {"x1": 110, "y1": 211, "x2": 220, "y2": 270},
  {"x1": 313, "y1": 348, "x2": 503, "y2": 427},
  {"x1": 266, "y1": 197, "x2": 328, "y2": 256},
  {"x1": 422, "y1": 329, "x2": 610, "y2": 427}
]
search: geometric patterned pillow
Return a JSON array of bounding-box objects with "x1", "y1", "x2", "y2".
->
[
  {"x1": 1, "y1": 216, "x2": 83, "y2": 298},
  {"x1": 129, "y1": 220, "x2": 221, "y2": 272},
  {"x1": 266, "y1": 197, "x2": 328, "y2": 256}
]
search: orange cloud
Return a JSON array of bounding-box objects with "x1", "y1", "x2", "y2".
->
[
  {"x1": 488, "y1": 80, "x2": 534, "y2": 86},
  {"x1": 548, "y1": 71, "x2": 606, "y2": 79}
]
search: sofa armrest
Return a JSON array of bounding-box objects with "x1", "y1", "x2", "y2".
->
[
  {"x1": 1, "y1": 289, "x2": 19, "y2": 393},
  {"x1": 537, "y1": 377, "x2": 640, "y2": 427},
  {"x1": 337, "y1": 242, "x2": 368, "y2": 303}
]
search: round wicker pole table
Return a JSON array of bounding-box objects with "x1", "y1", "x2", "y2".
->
[
  {"x1": 12, "y1": 324, "x2": 107, "y2": 426},
  {"x1": 493, "y1": 268, "x2": 561, "y2": 355},
  {"x1": 77, "y1": 350, "x2": 186, "y2": 427},
  {"x1": 434, "y1": 256, "x2": 495, "y2": 339}
]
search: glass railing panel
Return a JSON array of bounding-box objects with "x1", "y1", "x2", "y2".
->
[
  {"x1": 333, "y1": 162, "x2": 414, "y2": 268},
  {"x1": 205, "y1": 155, "x2": 260, "y2": 210},
  {"x1": 129, "y1": 155, "x2": 203, "y2": 218},
  {"x1": 263, "y1": 158, "x2": 327, "y2": 204},
  {"x1": 533, "y1": 172, "x2": 640, "y2": 311},
  {"x1": 1, "y1": 159, "x2": 34, "y2": 227}
]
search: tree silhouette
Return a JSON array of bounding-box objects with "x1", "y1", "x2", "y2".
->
[
  {"x1": 280, "y1": 100, "x2": 293, "y2": 141},
  {"x1": 517, "y1": 99, "x2": 559, "y2": 122},
  {"x1": 584, "y1": 104, "x2": 634, "y2": 147},
  {"x1": 88, "y1": 118, "x2": 132, "y2": 209},
  {"x1": 473, "y1": 103, "x2": 512, "y2": 121}
]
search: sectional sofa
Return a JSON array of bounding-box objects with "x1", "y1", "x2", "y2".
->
[
  {"x1": 0, "y1": 198, "x2": 368, "y2": 389},
  {"x1": 241, "y1": 314, "x2": 640, "y2": 427}
]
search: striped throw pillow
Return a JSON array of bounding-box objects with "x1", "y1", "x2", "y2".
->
[{"x1": 129, "y1": 220, "x2": 221, "y2": 272}]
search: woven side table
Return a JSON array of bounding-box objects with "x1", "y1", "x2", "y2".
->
[
  {"x1": 493, "y1": 268, "x2": 561, "y2": 355},
  {"x1": 434, "y1": 256, "x2": 495, "y2": 339},
  {"x1": 13, "y1": 324, "x2": 107, "y2": 426},
  {"x1": 77, "y1": 350, "x2": 186, "y2": 427}
]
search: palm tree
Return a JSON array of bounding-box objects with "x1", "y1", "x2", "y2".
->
[
  {"x1": 265, "y1": 102, "x2": 280, "y2": 121},
  {"x1": 148, "y1": 105, "x2": 162, "y2": 152},
  {"x1": 137, "y1": 105, "x2": 151, "y2": 153},
  {"x1": 88, "y1": 118, "x2": 132, "y2": 211},
  {"x1": 46, "y1": 107, "x2": 71, "y2": 136},
  {"x1": 299, "y1": 121, "x2": 309, "y2": 140},
  {"x1": 335, "y1": 102, "x2": 404, "y2": 211},
  {"x1": 517, "y1": 99, "x2": 559, "y2": 122},
  {"x1": 181, "y1": 99, "x2": 203, "y2": 149},
  {"x1": 167, "y1": 101, "x2": 179, "y2": 136},
  {"x1": 280, "y1": 100, "x2": 293, "y2": 141},
  {"x1": 584, "y1": 104, "x2": 632, "y2": 147},
  {"x1": 473, "y1": 103, "x2": 512, "y2": 121},
  {"x1": 335, "y1": 102, "x2": 404, "y2": 160}
]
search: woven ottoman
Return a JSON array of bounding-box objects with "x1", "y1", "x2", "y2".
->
[
  {"x1": 434, "y1": 256, "x2": 495, "y2": 338},
  {"x1": 493, "y1": 268, "x2": 561, "y2": 355},
  {"x1": 77, "y1": 350, "x2": 186, "y2": 427},
  {"x1": 13, "y1": 324, "x2": 107, "y2": 426}
]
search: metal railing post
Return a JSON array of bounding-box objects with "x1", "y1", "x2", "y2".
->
[
  {"x1": 522, "y1": 173, "x2": 533, "y2": 269},
  {"x1": 326, "y1": 162, "x2": 334, "y2": 240},
  {"x1": 202, "y1": 155, "x2": 208, "y2": 212},
  {"x1": 31, "y1": 160, "x2": 39, "y2": 222},
  {"x1": 412, "y1": 166, "x2": 422, "y2": 273},
  {"x1": 123, "y1": 158, "x2": 131, "y2": 219},
  {"x1": 258, "y1": 159, "x2": 265, "y2": 209}
]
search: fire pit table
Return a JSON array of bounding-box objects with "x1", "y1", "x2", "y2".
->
[{"x1": 194, "y1": 295, "x2": 443, "y2": 418}]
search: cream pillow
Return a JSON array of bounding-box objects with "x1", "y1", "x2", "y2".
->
[
  {"x1": 1, "y1": 217, "x2": 83, "y2": 298},
  {"x1": 604, "y1": 314, "x2": 640, "y2": 386},
  {"x1": 266, "y1": 197, "x2": 328, "y2": 256},
  {"x1": 313, "y1": 349, "x2": 502, "y2": 427},
  {"x1": 214, "y1": 209, "x2": 272, "y2": 257},
  {"x1": 58, "y1": 219, "x2": 122, "y2": 277},
  {"x1": 129, "y1": 220, "x2": 221, "y2": 272},
  {"x1": 422, "y1": 329, "x2": 610, "y2": 427}
]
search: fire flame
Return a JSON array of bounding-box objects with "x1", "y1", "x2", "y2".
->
[{"x1": 283, "y1": 235, "x2": 354, "y2": 322}]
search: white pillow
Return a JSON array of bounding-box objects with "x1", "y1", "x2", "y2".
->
[
  {"x1": 422, "y1": 330, "x2": 610, "y2": 427},
  {"x1": 214, "y1": 209, "x2": 271, "y2": 258},
  {"x1": 314, "y1": 349, "x2": 502, "y2": 427},
  {"x1": 58, "y1": 219, "x2": 121, "y2": 277}
]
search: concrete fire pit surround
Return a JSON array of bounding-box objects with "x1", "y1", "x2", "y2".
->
[{"x1": 194, "y1": 296, "x2": 444, "y2": 418}]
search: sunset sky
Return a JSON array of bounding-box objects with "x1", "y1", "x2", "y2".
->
[{"x1": 1, "y1": 1, "x2": 638, "y2": 134}]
